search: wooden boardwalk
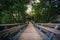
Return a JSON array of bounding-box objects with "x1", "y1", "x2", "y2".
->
[{"x1": 18, "y1": 22, "x2": 44, "y2": 40}]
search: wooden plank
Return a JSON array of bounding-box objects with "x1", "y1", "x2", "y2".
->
[{"x1": 18, "y1": 22, "x2": 44, "y2": 40}]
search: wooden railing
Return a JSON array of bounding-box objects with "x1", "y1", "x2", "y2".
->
[
  {"x1": 36, "y1": 23, "x2": 60, "y2": 28},
  {"x1": 0, "y1": 23, "x2": 28, "y2": 40},
  {"x1": 34, "y1": 23, "x2": 60, "y2": 40}
]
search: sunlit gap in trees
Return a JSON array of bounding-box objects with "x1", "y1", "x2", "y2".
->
[
  {"x1": 26, "y1": 0, "x2": 40, "y2": 15},
  {"x1": 26, "y1": 5, "x2": 32, "y2": 15}
]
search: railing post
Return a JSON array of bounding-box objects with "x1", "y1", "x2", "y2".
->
[
  {"x1": 48, "y1": 25, "x2": 59, "y2": 40},
  {"x1": 5, "y1": 26, "x2": 8, "y2": 29},
  {"x1": 8, "y1": 33, "x2": 13, "y2": 40},
  {"x1": 5, "y1": 26, "x2": 13, "y2": 40}
]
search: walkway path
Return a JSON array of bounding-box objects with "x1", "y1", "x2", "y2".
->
[{"x1": 18, "y1": 22, "x2": 44, "y2": 40}]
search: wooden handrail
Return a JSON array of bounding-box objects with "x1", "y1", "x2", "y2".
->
[
  {"x1": 0, "y1": 24, "x2": 27, "y2": 37},
  {"x1": 0, "y1": 26, "x2": 20, "y2": 37},
  {"x1": 36, "y1": 24, "x2": 60, "y2": 34},
  {"x1": 34, "y1": 23, "x2": 60, "y2": 40},
  {"x1": 0, "y1": 24, "x2": 19, "y2": 26},
  {"x1": 0, "y1": 23, "x2": 25, "y2": 26},
  {"x1": 37, "y1": 23, "x2": 60, "y2": 28}
]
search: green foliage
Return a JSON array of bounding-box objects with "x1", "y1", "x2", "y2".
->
[
  {"x1": 0, "y1": 0, "x2": 29, "y2": 24},
  {"x1": 32, "y1": 0, "x2": 60, "y2": 23}
]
